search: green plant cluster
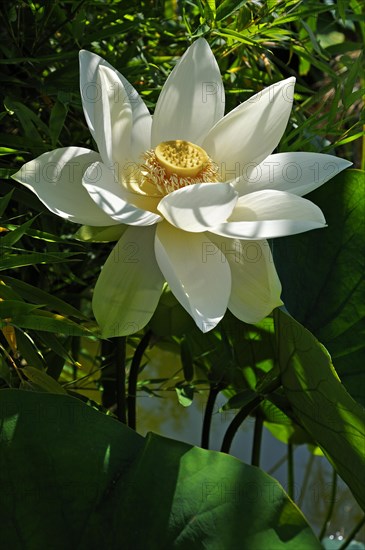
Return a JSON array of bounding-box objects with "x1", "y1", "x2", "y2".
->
[{"x1": 0, "y1": 1, "x2": 364, "y2": 548}]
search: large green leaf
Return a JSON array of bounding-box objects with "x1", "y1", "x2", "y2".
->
[
  {"x1": 275, "y1": 309, "x2": 365, "y2": 511},
  {"x1": 0, "y1": 390, "x2": 321, "y2": 549},
  {"x1": 274, "y1": 169, "x2": 365, "y2": 405}
]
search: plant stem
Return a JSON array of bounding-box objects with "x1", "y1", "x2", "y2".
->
[
  {"x1": 251, "y1": 414, "x2": 263, "y2": 467},
  {"x1": 221, "y1": 396, "x2": 262, "y2": 454},
  {"x1": 338, "y1": 515, "x2": 365, "y2": 550},
  {"x1": 127, "y1": 330, "x2": 151, "y2": 431},
  {"x1": 287, "y1": 443, "x2": 294, "y2": 500},
  {"x1": 201, "y1": 383, "x2": 223, "y2": 449},
  {"x1": 220, "y1": 377, "x2": 282, "y2": 454},
  {"x1": 115, "y1": 336, "x2": 127, "y2": 424},
  {"x1": 267, "y1": 453, "x2": 287, "y2": 476},
  {"x1": 298, "y1": 452, "x2": 315, "y2": 507},
  {"x1": 319, "y1": 469, "x2": 337, "y2": 540}
]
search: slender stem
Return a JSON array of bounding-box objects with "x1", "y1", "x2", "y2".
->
[
  {"x1": 298, "y1": 452, "x2": 315, "y2": 507},
  {"x1": 115, "y1": 337, "x2": 127, "y2": 424},
  {"x1": 201, "y1": 383, "x2": 223, "y2": 449},
  {"x1": 319, "y1": 469, "x2": 337, "y2": 540},
  {"x1": 127, "y1": 330, "x2": 151, "y2": 431},
  {"x1": 287, "y1": 443, "x2": 294, "y2": 500},
  {"x1": 251, "y1": 414, "x2": 264, "y2": 467},
  {"x1": 338, "y1": 515, "x2": 365, "y2": 550},
  {"x1": 221, "y1": 396, "x2": 262, "y2": 454},
  {"x1": 267, "y1": 453, "x2": 287, "y2": 476},
  {"x1": 221, "y1": 377, "x2": 282, "y2": 454}
]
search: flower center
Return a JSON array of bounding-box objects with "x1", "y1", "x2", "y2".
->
[
  {"x1": 140, "y1": 140, "x2": 220, "y2": 195},
  {"x1": 155, "y1": 140, "x2": 209, "y2": 178}
]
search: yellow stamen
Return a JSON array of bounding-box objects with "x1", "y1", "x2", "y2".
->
[
  {"x1": 155, "y1": 140, "x2": 209, "y2": 177},
  {"x1": 140, "y1": 140, "x2": 220, "y2": 196}
]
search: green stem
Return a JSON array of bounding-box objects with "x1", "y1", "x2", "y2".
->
[
  {"x1": 115, "y1": 337, "x2": 127, "y2": 424},
  {"x1": 298, "y1": 452, "x2": 315, "y2": 507},
  {"x1": 127, "y1": 330, "x2": 151, "y2": 431},
  {"x1": 220, "y1": 376, "x2": 282, "y2": 455},
  {"x1": 201, "y1": 383, "x2": 223, "y2": 450},
  {"x1": 319, "y1": 469, "x2": 337, "y2": 541},
  {"x1": 221, "y1": 396, "x2": 262, "y2": 454},
  {"x1": 267, "y1": 453, "x2": 287, "y2": 476},
  {"x1": 338, "y1": 515, "x2": 365, "y2": 550},
  {"x1": 287, "y1": 443, "x2": 294, "y2": 500},
  {"x1": 251, "y1": 414, "x2": 263, "y2": 467}
]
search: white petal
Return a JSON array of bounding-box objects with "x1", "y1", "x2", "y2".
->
[
  {"x1": 79, "y1": 50, "x2": 152, "y2": 161},
  {"x1": 154, "y1": 222, "x2": 231, "y2": 332},
  {"x1": 203, "y1": 78, "x2": 296, "y2": 180},
  {"x1": 210, "y1": 190, "x2": 326, "y2": 239},
  {"x1": 157, "y1": 183, "x2": 238, "y2": 232},
  {"x1": 208, "y1": 235, "x2": 283, "y2": 323},
  {"x1": 83, "y1": 161, "x2": 161, "y2": 226},
  {"x1": 233, "y1": 152, "x2": 353, "y2": 196},
  {"x1": 12, "y1": 147, "x2": 117, "y2": 226},
  {"x1": 95, "y1": 65, "x2": 133, "y2": 167},
  {"x1": 151, "y1": 38, "x2": 225, "y2": 147},
  {"x1": 92, "y1": 226, "x2": 164, "y2": 337}
]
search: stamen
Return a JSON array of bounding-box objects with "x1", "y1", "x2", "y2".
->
[
  {"x1": 155, "y1": 140, "x2": 209, "y2": 177},
  {"x1": 141, "y1": 140, "x2": 220, "y2": 195}
]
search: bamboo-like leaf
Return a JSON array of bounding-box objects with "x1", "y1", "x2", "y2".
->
[
  {"x1": 21, "y1": 366, "x2": 67, "y2": 394},
  {"x1": 2, "y1": 277, "x2": 87, "y2": 319},
  {"x1": 0, "y1": 251, "x2": 80, "y2": 270},
  {"x1": 0, "y1": 190, "x2": 14, "y2": 217}
]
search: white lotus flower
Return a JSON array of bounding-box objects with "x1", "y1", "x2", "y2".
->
[{"x1": 12, "y1": 39, "x2": 351, "y2": 337}]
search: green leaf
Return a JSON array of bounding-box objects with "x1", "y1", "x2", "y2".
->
[
  {"x1": 1, "y1": 276, "x2": 87, "y2": 319},
  {"x1": 0, "y1": 218, "x2": 35, "y2": 247},
  {"x1": 343, "y1": 53, "x2": 363, "y2": 104},
  {"x1": 214, "y1": 27, "x2": 257, "y2": 46},
  {"x1": 0, "y1": 51, "x2": 76, "y2": 65},
  {"x1": 221, "y1": 389, "x2": 258, "y2": 411},
  {"x1": 0, "y1": 307, "x2": 94, "y2": 337},
  {"x1": 0, "y1": 390, "x2": 321, "y2": 548},
  {"x1": 21, "y1": 366, "x2": 67, "y2": 394},
  {"x1": 337, "y1": 0, "x2": 347, "y2": 22},
  {"x1": 216, "y1": 0, "x2": 248, "y2": 21},
  {"x1": 264, "y1": 421, "x2": 316, "y2": 446},
  {"x1": 0, "y1": 251, "x2": 80, "y2": 270},
  {"x1": 0, "y1": 300, "x2": 42, "y2": 318},
  {"x1": 3, "y1": 97, "x2": 49, "y2": 145},
  {"x1": 0, "y1": 190, "x2": 14, "y2": 217},
  {"x1": 2, "y1": 223, "x2": 77, "y2": 243},
  {"x1": 175, "y1": 383, "x2": 194, "y2": 407},
  {"x1": 334, "y1": 131, "x2": 364, "y2": 146},
  {"x1": 275, "y1": 310, "x2": 365, "y2": 512},
  {"x1": 14, "y1": 329, "x2": 46, "y2": 371},
  {"x1": 49, "y1": 99, "x2": 68, "y2": 147},
  {"x1": 37, "y1": 331, "x2": 76, "y2": 365},
  {"x1": 274, "y1": 170, "x2": 365, "y2": 405},
  {"x1": 204, "y1": 0, "x2": 216, "y2": 21}
]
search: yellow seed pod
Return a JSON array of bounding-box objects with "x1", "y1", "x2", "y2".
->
[{"x1": 155, "y1": 140, "x2": 209, "y2": 177}]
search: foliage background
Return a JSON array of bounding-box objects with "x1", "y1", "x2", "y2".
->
[{"x1": 0, "y1": 0, "x2": 364, "y2": 547}]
